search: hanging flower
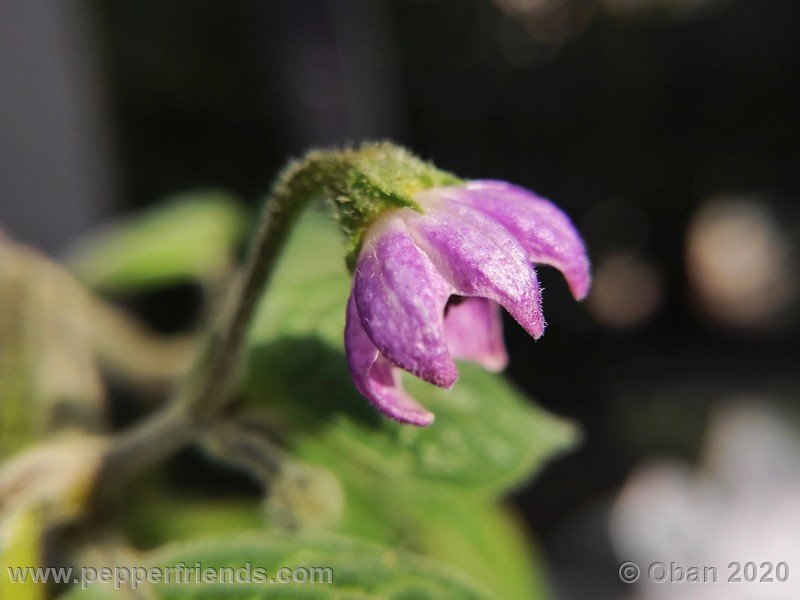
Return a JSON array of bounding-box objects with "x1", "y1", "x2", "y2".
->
[{"x1": 344, "y1": 179, "x2": 590, "y2": 426}]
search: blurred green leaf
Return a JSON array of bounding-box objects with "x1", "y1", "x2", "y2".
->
[
  {"x1": 0, "y1": 240, "x2": 107, "y2": 460},
  {"x1": 68, "y1": 191, "x2": 247, "y2": 293},
  {"x1": 0, "y1": 249, "x2": 39, "y2": 458},
  {"x1": 338, "y1": 479, "x2": 549, "y2": 600},
  {"x1": 413, "y1": 502, "x2": 549, "y2": 600},
  {"x1": 71, "y1": 533, "x2": 497, "y2": 599},
  {"x1": 121, "y1": 490, "x2": 266, "y2": 550},
  {"x1": 1, "y1": 442, "x2": 104, "y2": 598},
  {"x1": 0, "y1": 507, "x2": 45, "y2": 600}
]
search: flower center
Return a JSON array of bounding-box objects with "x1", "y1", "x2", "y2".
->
[{"x1": 444, "y1": 295, "x2": 468, "y2": 316}]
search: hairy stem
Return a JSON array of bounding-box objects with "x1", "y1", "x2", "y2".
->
[
  {"x1": 96, "y1": 152, "x2": 342, "y2": 495},
  {"x1": 175, "y1": 156, "x2": 340, "y2": 420}
]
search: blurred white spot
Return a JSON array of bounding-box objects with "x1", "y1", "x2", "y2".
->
[
  {"x1": 587, "y1": 252, "x2": 664, "y2": 328},
  {"x1": 611, "y1": 401, "x2": 800, "y2": 599},
  {"x1": 685, "y1": 196, "x2": 798, "y2": 330}
]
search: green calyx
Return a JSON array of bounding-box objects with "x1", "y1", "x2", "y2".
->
[{"x1": 272, "y1": 142, "x2": 463, "y2": 269}]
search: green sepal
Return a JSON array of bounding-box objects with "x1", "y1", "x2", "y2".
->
[{"x1": 273, "y1": 142, "x2": 462, "y2": 269}]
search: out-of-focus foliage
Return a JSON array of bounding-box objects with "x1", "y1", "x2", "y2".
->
[
  {"x1": 68, "y1": 191, "x2": 247, "y2": 293},
  {"x1": 71, "y1": 533, "x2": 499, "y2": 599},
  {"x1": 0, "y1": 232, "x2": 198, "y2": 598},
  {"x1": 0, "y1": 438, "x2": 107, "y2": 527},
  {"x1": 0, "y1": 240, "x2": 107, "y2": 459},
  {"x1": 0, "y1": 507, "x2": 45, "y2": 600},
  {"x1": 121, "y1": 491, "x2": 267, "y2": 549},
  {"x1": 0, "y1": 234, "x2": 193, "y2": 458},
  {"x1": 0, "y1": 439, "x2": 108, "y2": 599}
]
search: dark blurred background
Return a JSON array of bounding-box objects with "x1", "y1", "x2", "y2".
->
[{"x1": 2, "y1": 0, "x2": 799, "y2": 597}]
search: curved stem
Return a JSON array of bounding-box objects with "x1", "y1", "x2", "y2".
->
[{"x1": 95, "y1": 152, "x2": 343, "y2": 495}]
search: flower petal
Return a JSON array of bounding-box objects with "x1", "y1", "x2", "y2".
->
[
  {"x1": 344, "y1": 295, "x2": 434, "y2": 426},
  {"x1": 403, "y1": 199, "x2": 545, "y2": 339},
  {"x1": 354, "y1": 215, "x2": 457, "y2": 388},
  {"x1": 442, "y1": 180, "x2": 591, "y2": 300},
  {"x1": 444, "y1": 297, "x2": 508, "y2": 371}
]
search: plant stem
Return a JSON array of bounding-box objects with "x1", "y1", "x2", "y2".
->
[
  {"x1": 96, "y1": 153, "x2": 340, "y2": 495},
  {"x1": 96, "y1": 401, "x2": 194, "y2": 493}
]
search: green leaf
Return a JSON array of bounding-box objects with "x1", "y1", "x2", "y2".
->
[
  {"x1": 120, "y1": 490, "x2": 266, "y2": 550},
  {"x1": 68, "y1": 191, "x2": 247, "y2": 293},
  {"x1": 70, "y1": 533, "x2": 497, "y2": 599},
  {"x1": 337, "y1": 479, "x2": 550, "y2": 600},
  {"x1": 412, "y1": 502, "x2": 550, "y2": 600},
  {"x1": 248, "y1": 208, "x2": 350, "y2": 348},
  {"x1": 246, "y1": 342, "x2": 576, "y2": 496}
]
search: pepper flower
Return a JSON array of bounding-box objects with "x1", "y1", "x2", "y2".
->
[{"x1": 344, "y1": 179, "x2": 590, "y2": 426}]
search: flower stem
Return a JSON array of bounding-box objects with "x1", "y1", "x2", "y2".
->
[
  {"x1": 175, "y1": 166, "x2": 323, "y2": 420},
  {"x1": 96, "y1": 152, "x2": 340, "y2": 495}
]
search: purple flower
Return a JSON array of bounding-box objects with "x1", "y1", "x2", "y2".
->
[{"x1": 344, "y1": 180, "x2": 591, "y2": 426}]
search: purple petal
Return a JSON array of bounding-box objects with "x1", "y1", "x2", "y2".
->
[
  {"x1": 440, "y1": 180, "x2": 591, "y2": 300},
  {"x1": 444, "y1": 297, "x2": 508, "y2": 371},
  {"x1": 344, "y1": 295, "x2": 434, "y2": 426},
  {"x1": 403, "y1": 200, "x2": 545, "y2": 339},
  {"x1": 354, "y1": 215, "x2": 457, "y2": 388}
]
